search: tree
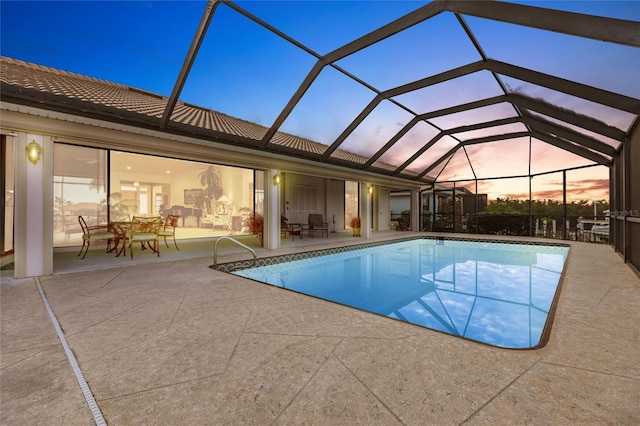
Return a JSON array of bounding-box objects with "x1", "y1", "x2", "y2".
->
[
  {"x1": 483, "y1": 198, "x2": 522, "y2": 214},
  {"x1": 482, "y1": 198, "x2": 610, "y2": 218}
]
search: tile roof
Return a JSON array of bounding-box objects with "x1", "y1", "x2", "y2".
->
[{"x1": 1, "y1": 56, "x2": 401, "y2": 175}]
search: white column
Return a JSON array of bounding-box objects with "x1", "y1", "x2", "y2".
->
[
  {"x1": 14, "y1": 133, "x2": 53, "y2": 278},
  {"x1": 359, "y1": 182, "x2": 372, "y2": 239},
  {"x1": 411, "y1": 188, "x2": 420, "y2": 231},
  {"x1": 377, "y1": 186, "x2": 390, "y2": 231},
  {"x1": 264, "y1": 169, "x2": 281, "y2": 249}
]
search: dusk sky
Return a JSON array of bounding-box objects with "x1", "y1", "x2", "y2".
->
[{"x1": 2, "y1": 1, "x2": 638, "y2": 202}]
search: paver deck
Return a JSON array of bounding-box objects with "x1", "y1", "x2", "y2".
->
[{"x1": 2, "y1": 233, "x2": 639, "y2": 424}]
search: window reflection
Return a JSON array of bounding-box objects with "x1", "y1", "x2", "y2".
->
[{"x1": 53, "y1": 144, "x2": 108, "y2": 247}]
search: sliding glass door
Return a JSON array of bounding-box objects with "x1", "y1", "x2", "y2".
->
[
  {"x1": 53, "y1": 144, "x2": 108, "y2": 247},
  {"x1": 54, "y1": 143, "x2": 259, "y2": 247},
  {"x1": 1, "y1": 135, "x2": 15, "y2": 255}
]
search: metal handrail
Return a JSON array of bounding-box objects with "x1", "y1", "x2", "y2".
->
[{"x1": 213, "y1": 236, "x2": 257, "y2": 269}]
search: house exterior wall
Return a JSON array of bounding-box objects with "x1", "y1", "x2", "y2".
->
[{"x1": 0, "y1": 104, "x2": 420, "y2": 277}]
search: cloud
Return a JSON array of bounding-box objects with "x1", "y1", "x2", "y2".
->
[
  {"x1": 501, "y1": 177, "x2": 608, "y2": 201},
  {"x1": 567, "y1": 179, "x2": 609, "y2": 195},
  {"x1": 506, "y1": 189, "x2": 562, "y2": 200}
]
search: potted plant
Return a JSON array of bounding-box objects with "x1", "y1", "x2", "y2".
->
[
  {"x1": 397, "y1": 210, "x2": 411, "y2": 231},
  {"x1": 422, "y1": 209, "x2": 432, "y2": 231},
  {"x1": 349, "y1": 216, "x2": 361, "y2": 237},
  {"x1": 246, "y1": 212, "x2": 264, "y2": 246}
]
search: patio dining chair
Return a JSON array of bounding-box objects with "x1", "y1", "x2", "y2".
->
[
  {"x1": 158, "y1": 214, "x2": 180, "y2": 250},
  {"x1": 77, "y1": 215, "x2": 116, "y2": 259},
  {"x1": 281, "y1": 216, "x2": 302, "y2": 240},
  {"x1": 127, "y1": 216, "x2": 162, "y2": 258}
]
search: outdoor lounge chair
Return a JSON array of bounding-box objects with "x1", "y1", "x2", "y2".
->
[
  {"x1": 307, "y1": 214, "x2": 328, "y2": 238},
  {"x1": 77, "y1": 215, "x2": 116, "y2": 259}
]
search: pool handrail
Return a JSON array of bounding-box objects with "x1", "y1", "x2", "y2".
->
[{"x1": 213, "y1": 236, "x2": 257, "y2": 269}]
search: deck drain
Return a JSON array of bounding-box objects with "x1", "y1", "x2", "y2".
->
[{"x1": 35, "y1": 277, "x2": 106, "y2": 426}]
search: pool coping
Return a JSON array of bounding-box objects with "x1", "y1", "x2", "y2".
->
[{"x1": 211, "y1": 234, "x2": 570, "y2": 273}]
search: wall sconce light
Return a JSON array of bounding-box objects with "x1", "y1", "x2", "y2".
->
[
  {"x1": 26, "y1": 140, "x2": 42, "y2": 165},
  {"x1": 273, "y1": 173, "x2": 281, "y2": 186},
  {"x1": 368, "y1": 185, "x2": 373, "y2": 195}
]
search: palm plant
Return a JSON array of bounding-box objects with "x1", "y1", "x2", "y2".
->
[
  {"x1": 109, "y1": 192, "x2": 139, "y2": 219},
  {"x1": 198, "y1": 165, "x2": 223, "y2": 215}
]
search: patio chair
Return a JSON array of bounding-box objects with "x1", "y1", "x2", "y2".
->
[
  {"x1": 158, "y1": 214, "x2": 180, "y2": 250},
  {"x1": 127, "y1": 216, "x2": 162, "y2": 258},
  {"x1": 281, "y1": 216, "x2": 302, "y2": 240},
  {"x1": 307, "y1": 214, "x2": 328, "y2": 238},
  {"x1": 77, "y1": 215, "x2": 116, "y2": 259}
]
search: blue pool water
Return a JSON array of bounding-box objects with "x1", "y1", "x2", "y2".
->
[{"x1": 232, "y1": 239, "x2": 569, "y2": 349}]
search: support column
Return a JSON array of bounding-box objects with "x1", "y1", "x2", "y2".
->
[
  {"x1": 562, "y1": 170, "x2": 567, "y2": 240},
  {"x1": 14, "y1": 133, "x2": 53, "y2": 278},
  {"x1": 529, "y1": 176, "x2": 533, "y2": 237},
  {"x1": 263, "y1": 169, "x2": 281, "y2": 250},
  {"x1": 411, "y1": 188, "x2": 419, "y2": 231},
  {"x1": 623, "y1": 134, "x2": 631, "y2": 262},
  {"x1": 359, "y1": 182, "x2": 372, "y2": 239}
]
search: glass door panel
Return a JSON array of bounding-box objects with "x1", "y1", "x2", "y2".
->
[{"x1": 53, "y1": 143, "x2": 108, "y2": 247}]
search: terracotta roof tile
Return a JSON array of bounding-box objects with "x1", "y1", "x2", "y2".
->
[{"x1": 2, "y1": 56, "x2": 404, "y2": 175}]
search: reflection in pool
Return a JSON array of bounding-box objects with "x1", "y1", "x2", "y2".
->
[{"x1": 233, "y1": 239, "x2": 569, "y2": 349}]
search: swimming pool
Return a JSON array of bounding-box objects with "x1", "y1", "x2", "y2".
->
[{"x1": 231, "y1": 238, "x2": 569, "y2": 349}]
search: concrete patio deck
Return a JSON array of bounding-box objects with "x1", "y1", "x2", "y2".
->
[{"x1": 1, "y1": 233, "x2": 639, "y2": 425}]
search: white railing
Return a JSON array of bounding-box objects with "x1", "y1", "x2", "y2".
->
[{"x1": 213, "y1": 236, "x2": 257, "y2": 270}]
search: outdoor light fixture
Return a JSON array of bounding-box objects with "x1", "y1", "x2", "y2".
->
[
  {"x1": 368, "y1": 185, "x2": 373, "y2": 195},
  {"x1": 26, "y1": 140, "x2": 42, "y2": 165},
  {"x1": 273, "y1": 173, "x2": 281, "y2": 186}
]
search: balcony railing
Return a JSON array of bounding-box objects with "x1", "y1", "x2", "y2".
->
[{"x1": 418, "y1": 213, "x2": 609, "y2": 243}]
